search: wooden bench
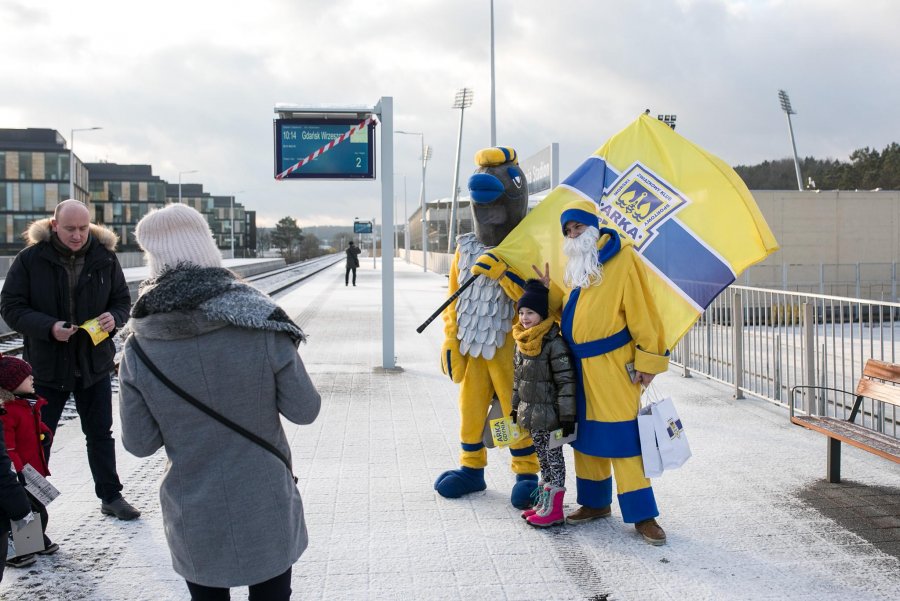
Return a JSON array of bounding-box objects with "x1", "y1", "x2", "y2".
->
[{"x1": 790, "y1": 358, "x2": 900, "y2": 483}]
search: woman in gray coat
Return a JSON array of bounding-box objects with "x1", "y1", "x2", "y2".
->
[{"x1": 118, "y1": 204, "x2": 320, "y2": 601}]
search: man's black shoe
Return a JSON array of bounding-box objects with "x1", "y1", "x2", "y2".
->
[{"x1": 101, "y1": 497, "x2": 141, "y2": 520}]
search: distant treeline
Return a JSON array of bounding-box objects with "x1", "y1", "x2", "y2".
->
[{"x1": 734, "y1": 142, "x2": 900, "y2": 191}]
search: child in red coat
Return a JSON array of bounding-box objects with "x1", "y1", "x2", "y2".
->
[{"x1": 0, "y1": 354, "x2": 57, "y2": 566}]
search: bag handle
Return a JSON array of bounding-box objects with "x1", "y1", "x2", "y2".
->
[{"x1": 128, "y1": 337, "x2": 298, "y2": 483}]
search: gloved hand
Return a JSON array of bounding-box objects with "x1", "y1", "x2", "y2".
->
[
  {"x1": 510, "y1": 410, "x2": 518, "y2": 424},
  {"x1": 440, "y1": 339, "x2": 468, "y2": 384},
  {"x1": 12, "y1": 512, "x2": 34, "y2": 532},
  {"x1": 471, "y1": 252, "x2": 508, "y2": 281},
  {"x1": 560, "y1": 419, "x2": 576, "y2": 437}
]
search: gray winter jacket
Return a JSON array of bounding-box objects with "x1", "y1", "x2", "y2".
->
[
  {"x1": 512, "y1": 324, "x2": 576, "y2": 431},
  {"x1": 118, "y1": 310, "x2": 320, "y2": 588}
]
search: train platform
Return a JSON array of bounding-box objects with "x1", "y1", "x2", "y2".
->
[{"x1": 1, "y1": 258, "x2": 899, "y2": 600}]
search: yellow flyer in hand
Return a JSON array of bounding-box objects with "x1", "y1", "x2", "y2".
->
[
  {"x1": 80, "y1": 318, "x2": 109, "y2": 346},
  {"x1": 489, "y1": 415, "x2": 523, "y2": 447}
]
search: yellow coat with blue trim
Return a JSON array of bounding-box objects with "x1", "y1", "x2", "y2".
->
[{"x1": 560, "y1": 231, "x2": 669, "y2": 458}]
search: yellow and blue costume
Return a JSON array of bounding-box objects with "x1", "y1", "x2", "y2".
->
[
  {"x1": 560, "y1": 199, "x2": 669, "y2": 523},
  {"x1": 434, "y1": 148, "x2": 540, "y2": 508}
]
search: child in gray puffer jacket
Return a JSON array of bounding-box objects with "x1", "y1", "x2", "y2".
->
[{"x1": 510, "y1": 279, "x2": 576, "y2": 527}]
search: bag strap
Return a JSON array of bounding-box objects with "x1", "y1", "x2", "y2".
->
[{"x1": 129, "y1": 337, "x2": 297, "y2": 483}]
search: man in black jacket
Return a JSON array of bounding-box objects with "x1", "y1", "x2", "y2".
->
[{"x1": 0, "y1": 200, "x2": 140, "y2": 520}]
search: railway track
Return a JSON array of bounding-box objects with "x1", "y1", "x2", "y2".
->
[{"x1": 0, "y1": 253, "x2": 344, "y2": 358}]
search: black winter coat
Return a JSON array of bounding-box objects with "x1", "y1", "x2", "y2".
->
[
  {"x1": 512, "y1": 324, "x2": 577, "y2": 431},
  {"x1": 0, "y1": 220, "x2": 131, "y2": 391},
  {"x1": 346, "y1": 245, "x2": 361, "y2": 268}
]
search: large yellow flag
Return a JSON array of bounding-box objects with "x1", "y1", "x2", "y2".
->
[{"x1": 493, "y1": 113, "x2": 779, "y2": 349}]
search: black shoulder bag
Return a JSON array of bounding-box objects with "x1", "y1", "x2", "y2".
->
[{"x1": 129, "y1": 337, "x2": 298, "y2": 483}]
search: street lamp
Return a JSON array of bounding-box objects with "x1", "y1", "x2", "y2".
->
[
  {"x1": 778, "y1": 89, "x2": 804, "y2": 191},
  {"x1": 448, "y1": 87, "x2": 473, "y2": 253},
  {"x1": 395, "y1": 130, "x2": 431, "y2": 272},
  {"x1": 69, "y1": 126, "x2": 102, "y2": 199},
  {"x1": 178, "y1": 169, "x2": 198, "y2": 204}
]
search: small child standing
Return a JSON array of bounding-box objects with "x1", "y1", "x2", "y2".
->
[
  {"x1": 0, "y1": 407, "x2": 32, "y2": 579},
  {"x1": 0, "y1": 354, "x2": 58, "y2": 566},
  {"x1": 511, "y1": 280, "x2": 576, "y2": 527}
]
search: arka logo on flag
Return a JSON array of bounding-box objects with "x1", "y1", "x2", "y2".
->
[{"x1": 601, "y1": 163, "x2": 688, "y2": 250}]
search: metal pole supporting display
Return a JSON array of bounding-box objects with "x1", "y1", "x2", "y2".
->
[{"x1": 274, "y1": 98, "x2": 395, "y2": 370}]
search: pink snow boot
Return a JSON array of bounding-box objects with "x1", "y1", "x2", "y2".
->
[
  {"x1": 521, "y1": 483, "x2": 550, "y2": 519},
  {"x1": 527, "y1": 486, "x2": 565, "y2": 527}
]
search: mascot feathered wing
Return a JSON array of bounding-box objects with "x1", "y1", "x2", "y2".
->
[{"x1": 434, "y1": 147, "x2": 540, "y2": 508}]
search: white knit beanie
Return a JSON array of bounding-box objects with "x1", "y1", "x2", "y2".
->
[{"x1": 135, "y1": 203, "x2": 223, "y2": 277}]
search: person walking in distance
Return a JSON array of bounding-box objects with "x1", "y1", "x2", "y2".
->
[
  {"x1": 0, "y1": 199, "x2": 140, "y2": 521},
  {"x1": 345, "y1": 240, "x2": 361, "y2": 286}
]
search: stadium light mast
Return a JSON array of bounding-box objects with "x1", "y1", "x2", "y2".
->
[
  {"x1": 778, "y1": 89, "x2": 804, "y2": 191},
  {"x1": 448, "y1": 87, "x2": 473, "y2": 253}
]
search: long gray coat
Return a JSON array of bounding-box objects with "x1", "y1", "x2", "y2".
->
[{"x1": 118, "y1": 310, "x2": 320, "y2": 588}]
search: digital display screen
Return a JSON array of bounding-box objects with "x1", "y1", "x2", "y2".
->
[
  {"x1": 354, "y1": 221, "x2": 373, "y2": 234},
  {"x1": 274, "y1": 118, "x2": 376, "y2": 179}
]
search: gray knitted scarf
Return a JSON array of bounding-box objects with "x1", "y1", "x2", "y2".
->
[{"x1": 131, "y1": 264, "x2": 306, "y2": 345}]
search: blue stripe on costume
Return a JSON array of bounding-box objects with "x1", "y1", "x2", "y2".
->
[
  {"x1": 509, "y1": 444, "x2": 536, "y2": 457},
  {"x1": 504, "y1": 269, "x2": 525, "y2": 288},
  {"x1": 642, "y1": 219, "x2": 735, "y2": 309},
  {"x1": 618, "y1": 486, "x2": 659, "y2": 523},
  {"x1": 561, "y1": 156, "x2": 619, "y2": 203},
  {"x1": 575, "y1": 474, "x2": 613, "y2": 508},
  {"x1": 573, "y1": 416, "x2": 641, "y2": 458},
  {"x1": 461, "y1": 441, "x2": 484, "y2": 452}
]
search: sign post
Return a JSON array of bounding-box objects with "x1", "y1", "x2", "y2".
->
[{"x1": 275, "y1": 99, "x2": 396, "y2": 370}]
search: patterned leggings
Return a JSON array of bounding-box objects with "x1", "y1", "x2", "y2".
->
[{"x1": 531, "y1": 430, "x2": 566, "y2": 488}]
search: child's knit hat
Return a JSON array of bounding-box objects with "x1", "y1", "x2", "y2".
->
[
  {"x1": 517, "y1": 279, "x2": 549, "y2": 320},
  {"x1": 0, "y1": 354, "x2": 32, "y2": 392},
  {"x1": 134, "y1": 203, "x2": 223, "y2": 277}
]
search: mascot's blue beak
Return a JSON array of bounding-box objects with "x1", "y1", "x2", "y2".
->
[{"x1": 468, "y1": 173, "x2": 505, "y2": 204}]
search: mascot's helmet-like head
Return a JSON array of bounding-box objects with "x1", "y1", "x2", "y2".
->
[{"x1": 466, "y1": 147, "x2": 528, "y2": 247}]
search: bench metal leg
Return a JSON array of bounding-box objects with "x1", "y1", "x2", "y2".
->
[{"x1": 827, "y1": 438, "x2": 841, "y2": 483}]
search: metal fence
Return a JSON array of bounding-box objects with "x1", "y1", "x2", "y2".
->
[{"x1": 672, "y1": 286, "x2": 900, "y2": 439}]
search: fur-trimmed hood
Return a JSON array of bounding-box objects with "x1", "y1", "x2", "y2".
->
[{"x1": 24, "y1": 217, "x2": 119, "y2": 251}]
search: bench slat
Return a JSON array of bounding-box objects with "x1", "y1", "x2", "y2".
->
[
  {"x1": 791, "y1": 415, "x2": 900, "y2": 464},
  {"x1": 855, "y1": 378, "x2": 900, "y2": 408},
  {"x1": 861, "y1": 358, "x2": 900, "y2": 386}
]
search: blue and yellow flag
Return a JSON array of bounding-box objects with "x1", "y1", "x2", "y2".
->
[{"x1": 492, "y1": 113, "x2": 779, "y2": 349}]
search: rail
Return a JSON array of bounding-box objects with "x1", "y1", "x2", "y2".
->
[{"x1": 671, "y1": 286, "x2": 900, "y2": 440}]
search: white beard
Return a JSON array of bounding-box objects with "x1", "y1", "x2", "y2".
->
[{"x1": 563, "y1": 226, "x2": 603, "y2": 289}]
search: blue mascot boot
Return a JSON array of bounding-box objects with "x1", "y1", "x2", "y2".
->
[
  {"x1": 511, "y1": 474, "x2": 540, "y2": 509},
  {"x1": 434, "y1": 467, "x2": 486, "y2": 498}
]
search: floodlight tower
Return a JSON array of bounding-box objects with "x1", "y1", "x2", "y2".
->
[
  {"x1": 778, "y1": 89, "x2": 804, "y2": 191},
  {"x1": 448, "y1": 87, "x2": 473, "y2": 253}
]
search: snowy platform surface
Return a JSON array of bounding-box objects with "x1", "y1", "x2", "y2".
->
[{"x1": 2, "y1": 258, "x2": 899, "y2": 600}]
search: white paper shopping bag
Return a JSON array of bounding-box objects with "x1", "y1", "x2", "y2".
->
[
  {"x1": 651, "y1": 397, "x2": 692, "y2": 470},
  {"x1": 638, "y1": 404, "x2": 664, "y2": 478}
]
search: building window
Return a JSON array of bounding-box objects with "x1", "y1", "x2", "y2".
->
[
  {"x1": 0, "y1": 183, "x2": 8, "y2": 210},
  {"x1": 19, "y1": 183, "x2": 33, "y2": 211},
  {"x1": 18, "y1": 153, "x2": 32, "y2": 179}
]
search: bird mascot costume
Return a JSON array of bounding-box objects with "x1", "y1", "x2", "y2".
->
[{"x1": 434, "y1": 147, "x2": 540, "y2": 508}]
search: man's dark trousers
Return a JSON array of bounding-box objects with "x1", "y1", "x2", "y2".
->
[
  {"x1": 37, "y1": 377, "x2": 123, "y2": 503},
  {"x1": 346, "y1": 266, "x2": 357, "y2": 286}
]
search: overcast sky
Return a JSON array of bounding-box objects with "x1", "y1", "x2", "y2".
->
[{"x1": 2, "y1": 0, "x2": 898, "y2": 228}]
